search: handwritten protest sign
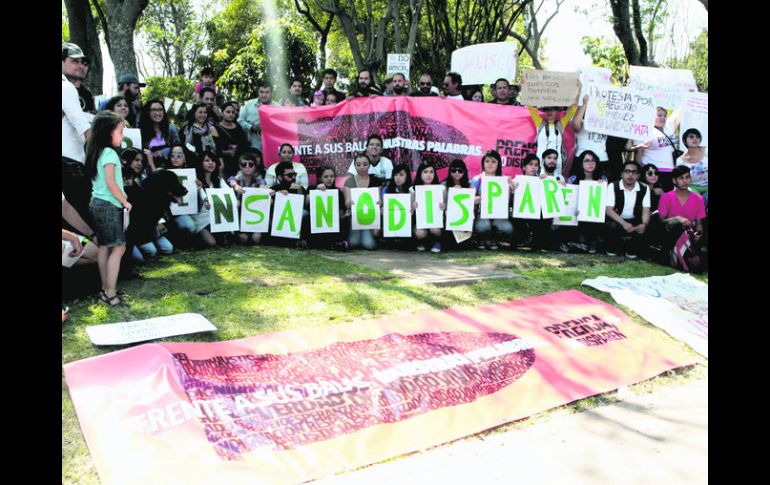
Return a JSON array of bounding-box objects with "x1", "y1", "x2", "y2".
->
[
  {"x1": 270, "y1": 192, "x2": 304, "y2": 238},
  {"x1": 553, "y1": 184, "x2": 579, "y2": 226},
  {"x1": 387, "y1": 53, "x2": 411, "y2": 79},
  {"x1": 207, "y1": 188, "x2": 239, "y2": 233},
  {"x1": 240, "y1": 188, "x2": 271, "y2": 233},
  {"x1": 309, "y1": 190, "x2": 340, "y2": 234},
  {"x1": 680, "y1": 92, "x2": 708, "y2": 147},
  {"x1": 168, "y1": 169, "x2": 198, "y2": 215},
  {"x1": 450, "y1": 42, "x2": 518, "y2": 86},
  {"x1": 521, "y1": 69, "x2": 579, "y2": 107},
  {"x1": 415, "y1": 186, "x2": 444, "y2": 229},
  {"x1": 86, "y1": 313, "x2": 217, "y2": 346},
  {"x1": 383, "y1": 194, "x2": 412, "y2": 237},
  {"x1": 583, "y1": 84, "x2": 656, "y2": 139},
  {"x1": 512, "y1": 176, "x2": 542, "y2": 219},
  {"x1": 351, "y1": 188, "x2": 381, "y2": 230},
  {"x1": 578, "y1": 66, "x2": 612, "y2": 105},
  {"x1": 628, "y1": 66, "x2": 697, "y2": 110},
  {"x1": 540, "y1": 177, "x2": 565, "y2": 219},
  {"x1": 577, "y1": 181, "x2": 607, "y2": 223},
  {"x1": 446, "y1": 188, "x2": 476, "y2": 231},
  {"x1": 480, "y1": 176, "x2": 510, "y2": 219}
]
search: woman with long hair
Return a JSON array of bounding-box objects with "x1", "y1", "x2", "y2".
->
[
  {"x1": 442, "y1": 159, "x2": 478, "y2": 250},
  {"x1": 182, "y1": 103, "x2": 219, "y2": 156},
  {"x1": 307, "y1": 165, "x2": 349, "y2": 250},
  {"x1": 229, "y1": 150, "x2": 267, "y2": 245},
  {"x1": 676, "y1": 128, "x2": 708, "y2": 203},
  {"x1": 562, "y1": 150, "x2": 607, "y2": 253},
  {"x1": 471, "y1": 149, "x2": 513, "y2": 250},
  {"x1": 84, "y1": 111, "x2": 132, "y2": 307},
  {"x1": 215, "y1": 101, "x2": 250, "y2": 178},
  {"x1": 343, "y1": 153, "x2": 382, "y2": 250},
  {"x1": 190, "y1": 150, "x2": 227, "y2": 247},
  {"x1": 412, "y1": 160, "x2": 445, "y2": 252},
  {"x1": 627, "y1": 106, "x2": 681, "y2": 190},
  {"x1": 139, "y1": 98, "x2": 181, "y2": 168},
  {"x1": 377, "y1": 163, "x2": 414, "y2": 248}
]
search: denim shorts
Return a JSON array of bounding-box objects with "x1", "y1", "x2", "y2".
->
[{"x1": 89, "y1": 197, "x2": 125, "y2": 247}]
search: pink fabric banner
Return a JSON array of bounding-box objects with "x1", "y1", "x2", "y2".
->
[
  {"x1": 259, "y1": 96, "x2": 576, "y2": 183},
  {"x1": 64, "y1": 290, "x2": 694, "y2": 484}
]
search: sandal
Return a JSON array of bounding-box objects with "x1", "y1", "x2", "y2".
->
[{"x1": 98, "y1": 291, "x2": 126, "y2": 307}]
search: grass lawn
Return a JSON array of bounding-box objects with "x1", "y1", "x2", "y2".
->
[{"x1": 62, "y1": 246, "x2": 708, "y2": 484}]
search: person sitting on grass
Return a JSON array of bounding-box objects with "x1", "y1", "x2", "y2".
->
[
  {"x1": 511, "y1": 154, "x2": 551, "y2": 251},
  {"x1": 604, "y1": 160, "x2": 650, "y2": 259},
  {"x1": 62, "y1": 193, "x2": 99, "y2": 265},
  {"x1": 658, "y1": 165, "x2": 706, "y2": 271},
  {"x1": 442, "y1": 159, "x2": 480, "y2": 251},
  {"x1": 265, "y1": 143, "x2": 309, "y2": 189},
  {"x1": 412, "y1": 160, "x2": 445, "y2": 253},
  {"x1": 376, "y1": 163, "x2": 414, "y2": 248},
  {"x1": 343, "y1": 154, "x2": 382, "y2": 250},
  {"x1": 227, "y1": 151, "x2": 266, "y2": 245},
  {"x1": 472, "y1": 149, "x2": 513, "y2": 250},
  {"x1": 307, "y1": 165, "x2": 349, "y2": 250},
  {"x1": 190, "y1": 150, "x2": 227, "y2": 248},
  {"x1": 563, "y1": 150, "x2": 607, "y2": 254},
  {"x1": 270, "y1": 161, "x2": 309, "y2": 249}
]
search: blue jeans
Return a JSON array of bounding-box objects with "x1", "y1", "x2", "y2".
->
[
  {"x1": 349, "y1": 229, "x2": 377, "y2": 250},
  {"x1": 175, "y1": 215, "x2": 195, "y2": 234},
  {"x1": 132, "y1": 236, "x2": 174, "y2": 263},
  {"x1": 474, "y1": 218, "x2": 514, "y2": 236}
]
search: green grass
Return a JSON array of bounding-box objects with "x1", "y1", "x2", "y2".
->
[{"x1": 62, "y1": 246, "x2": 707, "y2": 484}]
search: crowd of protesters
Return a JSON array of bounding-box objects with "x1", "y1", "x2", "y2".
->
[{"x1": 63, "y1": 42, "x2": 708, "y2": 308}]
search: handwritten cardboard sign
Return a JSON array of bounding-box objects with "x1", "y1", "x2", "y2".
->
[
  {"x1": 583, "y1": 84, "x2": 656, "y2": 139},
  {"x1": 628, "y1": 66, "x2": 697, "y2": 110},
  {"x1": 387, "y1": 53, "x2": 411, "y2": 79},
  {"x1": 521, "y1": 69, "x2": 579, "y2": 107},
  {"x1": 450, "y1": 42, "x2": 518, "y2": 86},
  {"x1": 578, "y1": 66, "x2": 612, "y2": 105}
]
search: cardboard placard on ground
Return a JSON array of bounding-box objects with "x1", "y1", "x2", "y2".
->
[
  {"x1": 450, "y1": 42, "x2": 518, "y2": 86},
  {"x1": 415, "y1": 185, "x2": 444, "y2": 229},
  {"x1": 480, "y1": 176, "x2": 511, "y2": 219},
  {"x1": 240, "y1": 188, "x2": 272, "y2": 233},
  {"x1": 270, "y1": 192, "x2": 304, "y2": 238},
  {"x1": 553, "y1": 184, "x2": 579, "y2": 226},
  {"x1": 168, "y1": 169, "x2": 198, "y2": 215},
  {"x1": 628, "y1": 66, "x2": 697, "y2": 110},
  {"x1": 351, "y1": 187, "x2": 381, "y2": 230},
  {"x1": 309, "y1": 190, "x2": 340, "y2": 234},
  {"x1": 445, "y1": 188, "x2": 476, "y2": 232},
  {"x1": 123, "y1": 128, "x2": 142, "y2": 151},
  {"x1": 86, "y1": 313, "x2": 217, "y2": 346},
  {"x1": 577, "y1": 181, "x2": 607, "y2": 223},
  {"x1": 387, "y1": 53, "x2": 411, "y2": 79},
  {"x1": 512, "y1": 176, "x2": 543, "y2": 220},
  {"x1": 578, "y1": 66, "x2": 612, "y2": 105},
  {"x1": 583, "y1": 84, "x2": 657, "y2": 140},
  {"x1": 521, "y1": 69, "x2": 580, "y2": 107},
  {"x1": 540, "y1": 177, "x2": 566, "y2": 219},
  {"x1": 207, "y1": 188, "x2": 240, "y2": 233},
  {"x1": 383, "y1": 194, "x2": 412, "y2": 238},
  {"x1": 680, "y1": 92, "x2": 708, "y2": 147}
]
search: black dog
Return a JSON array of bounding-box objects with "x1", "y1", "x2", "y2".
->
[{"x1": 123, "y1": 170, "x2": 188, "y2": 271}]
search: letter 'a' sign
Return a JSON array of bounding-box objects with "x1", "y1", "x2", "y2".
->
[
  {"x1": 309, "y1": 190, "x2": 340, "y2": 234},
  {"x1": 481, "y1": 176, "x2": 510, "y2": 219},
  {"x1": 240, "y1": 188, "x2": 271, "y2": 233},
  {"x1": 445, "y1": 188, "x2": 476, "y2": 232},
  {"x1": 351, "y1": 188, "x2": 381, "y2": 230},
  {"x1": 271, "y1": 192, "x2": 304, "y2": 239},
  {"x1": 512, "y1": 176, "x2": 542, "y2": 220}
]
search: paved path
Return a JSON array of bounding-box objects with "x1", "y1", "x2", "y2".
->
[
  {"x1": 314, "y1": 377, "x2": 707, "y2": 484},
  {"x1": 320, "y1": 251, "x2": 520, "y2": 286}
]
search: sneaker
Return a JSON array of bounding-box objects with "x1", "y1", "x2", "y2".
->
[
  {"x1": 606, "y1": 250, "x2": 617, "y2": 257},
  {"x1": 488, "y1": 241, "x2": 499, "y2": 250},
  {"x1": 477, "y1": 242, "x2": 486, "y2": 250},
  {"x1": 416, "y1": 244, "x2": 426, "y2": 251},
  {"x1": 431, "y1": 242, "x2": 442, "y2": 253},
  {"x1": 625, "y1": 252, "x2": 638, "y2": 260},
  {"x1": 333, "y1": 241, "x2": 349, "y2": 251},
  {"x1": 558, "y1": 243, "x2": 571, "y2": 253},
  {"x1": 588, "y1": 242, "x2": 597, "y2": 254}
]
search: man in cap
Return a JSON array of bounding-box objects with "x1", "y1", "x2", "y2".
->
[
  {"x1": 62, "y1": 43, "x2": 95, "y2": 222},
  {"x1": 62, "y1": 43, "x2": 96, "y2": 114},
  {"x1": 382, "y1": 73, "x2": 395, "y2": 96},
  {"x1": 99, "y1": 73, "x2": 146, "y2": 126}
]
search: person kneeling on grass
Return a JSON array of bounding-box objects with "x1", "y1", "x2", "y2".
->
[
  {"x1": 307, "y1": 165, "x2": 349, "y2": 250},
  {"x1": 343, "y1": 154, "x2": 382, "y2": 250},
  {"x1": 472, "y1": 149, "x2": 513, "y2": 250},
  {"x1": 412, "y1": 160, "x2": 445, "y2": 253},
  {"x1": 270, "y1": 161, "x2": 309, "y2": 249},
  {"x1": 604, "y1": 160, "x2": 650, "y2": 259}
]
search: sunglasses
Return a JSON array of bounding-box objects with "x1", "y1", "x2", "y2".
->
[
  {"x1": 170, "y1": 152, "x2": 185, "y2": 158},
  {"x1": 419, "y1": 82, "x2": 432, "y2": 86},
  {"x1": 283, "y1": 172, "x2": 297, "y2": 178},
  {"x1": 450, "y1": 167, "x2": 465, "y2": 173},
  {"x1": 646, "y1": 170, "x2": 659, "y2": 176},
  {"x1": 240, "y1": 161, "x2": 255, "y2": 168}
]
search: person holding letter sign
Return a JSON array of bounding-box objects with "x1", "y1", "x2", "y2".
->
[
  {"x1": 564, "y1": 150, "x2": 607, "y2": 253},
  {"x1": 442, "y1": 159, "x2": 478, "y2": 249},
  {"x1": 270, "y1": 161, "x2": 309, "y2": 248},
  {"x1": 229, "y1": 151, "x2": 266, "y2": 245},
  {"x1": 344, "y1": 154, "x2": 383, "y2": 250},
  {"x1": 377, "y1": 164, "x2": 414, "y2": 248},
  {"x1": 604, "y1": 161, "x2": 650, "y2": 259},
  {"x1": 512, "y1": 154, "x2": 551, "y2": 250},
  {"x1": 307, "y1": 165, "x2": 349, "y2": 251},
  {"x1": 190, "y1": 151, "x2": 228, "y2": 248},
  {"x1": 412, "y1": 161, "x2": 445, "y2": 253},
  {"x1": 471, "y1": 150, "x2": 513, "y2": 250}
]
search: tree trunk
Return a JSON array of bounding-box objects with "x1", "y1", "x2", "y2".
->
[
  {"x1": 406, "y1": 0, "x2": 424, "y2": 58},
  {"x1": 631, "y1": 0, "x2": 650, "y2": 65},
  {"x1": 104, "y1": 0, "x2": 148, "y2": 80},
  {"x1": 609, "y1": 0, "x2": 641, "y2": 65},
  {"x1": 64, "y1": 0, "x2": 103, "y2": 94}
]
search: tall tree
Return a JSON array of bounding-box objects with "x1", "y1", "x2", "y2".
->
[
  {"x1": 607, "y1": 0, "x2": 669, "y2": 66},
  {"x1": 63, "y1": 0, "x2": 104, "y2": 94},
  {"x1": 203, "y1": 0, "x2": 263, "y2": 78},
  {"x1": 294, "y1": 0, "x2": 335, "y2": 82},
  {"x1": 139, "y1": 0, "x2": 207, "y2": 78},
  {"x1": 92, "y1": 0, "x2": 149, "y2": 80}
]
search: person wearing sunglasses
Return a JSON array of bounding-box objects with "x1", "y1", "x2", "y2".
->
[
  {"x1": 264, "y1": 143, "x2": 309, "y2": 189},
  {"x1": 269, "y1": 161, "x2": 310, "y2": 248},
  {"x1": 441, "y1": 72, "x2": 464, "y2": 100},
  {"x1": 604, "y1": 160, "x2": 651, "y2": 259},
  {"x1": 162, "y1": 145, "x2": 198, "y2": 237},
  {"x1": 442, "y1": 159, "x2": 479, "y2": 250},
  {"x1": 228, "y1": 151, "x2": 266, "y2": 245},
  {"x1": 410, "y1": 74, "x2": 439, "y2": 97}
]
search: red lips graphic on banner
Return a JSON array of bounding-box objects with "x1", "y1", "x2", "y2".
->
[{"x1": 172, "y1": 331, "x2": 535, "y2": 459}]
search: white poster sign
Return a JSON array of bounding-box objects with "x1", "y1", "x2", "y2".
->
[
  {"x1": 123, "y1": 128, "x2": 142, "y2": 151},
  {"x1": 445, "y1": 188, "x2": 476, "y2": 232},
  {"x1": 383, "y1": 194, "x2": 412, "y2": 238},
  {"x1": 168, "y1": 169, "x2": 198, "y2": 215},
  {"x1": 582, "y1": 273, "x2": 708, "y2": 356},
  {"x1": 270, "y1": 192, "x2": 304, "y2": 238},
  {"x1": 480, "y1": 176, "x2": 510, "y2": 219},
  {"x1": 628, "y1": 66, "x2": 697, "y2": 110},
  {"x1": 164, "y1": 97, "x2": 174, "y2": 112},
  {"x1": 351, "y1": 188, "x2": 381, "y2": 230},
  {"x1": 680, "y1": 92, "x2": 708, "y2": 147},
  {"x1": 540, "y1": 177, "x2": 565, "y2": 219},
  {"x1": 415, "y1": 185, "x2": 444, "y2": 229},
  {"x1": 450, "y1": 42, "x2": 518, "y2": 86},
  {"x1": 309, "y1": 190, "x2": 340, "y2": 234},
  {"x1": 577, "y1": 181, "x2": 607, "y2": 223},
  {"x1": 553, "y1": 184, "x2": 579, "y2": 227},
  {"x1": 387, "y1": 53, "x2": 411, "y2": 79},
  {"x1": 578, "y1": 66, "x2": 612, "y2": 105},
  {"x1": 240, "y1": 188, "x2": 272, "y2": 233},
  {"x1": 86, "y1": 313, "x2": 217, "y2": 346},
  {"x1": 512, "y1": 176, "x2": 542, "y2": 220},
  {"x1": 583, "y1": 84, "x2": 657, "y2": 140},
  {"x1": 207, "y1": 188, "x2": 239, "y2": 233}
]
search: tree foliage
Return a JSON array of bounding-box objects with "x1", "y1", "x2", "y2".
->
[
  {"x1": 607, "y1": 0, "x2": 670, "y2": 66},
  {"x1": 219, "y1": 16, "x2": 317, "y2": 102},
  {"x1": 580, "y1": 36, "x2": 628, "y2": 84},
  {"x1": 667, "y1": 28, "x2": 707, "y2": 92},
  {"x1": 138, "y1": 0, "x2": 207, "y2": 78},
  {"x1": 64, "y1": 0, "x2": 104, "y2": 94},
  {"x1": 202, "y1": 0, "x2": 263, "y2": 79},
  {"x1": 141, "y1": 75, "x2": 197, "y2": 103}
]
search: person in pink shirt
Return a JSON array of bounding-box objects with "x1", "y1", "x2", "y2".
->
[
  {"x1": 658, "y1": 165, "x2": 706, "y2": 269},
  {"x1": 194, "y1": 67, "x2": 217, "y2": 95}
]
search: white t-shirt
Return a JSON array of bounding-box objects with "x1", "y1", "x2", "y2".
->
[
  {"x1": 635, "y1": 127, "x2": 677, "y2": 171},
  {"x1": 446, "y1": 94, "x2": 464, "y2": 100},
  {"x1": 575, "y1": 130, "x2": 608, "y2": 162},
  {"x1": 347, "y1": 156, "x2": 393, "y2": 180},
  {"x1": 605, "y1": 181, "x2": 651, "y2": 220},
  {"x1": 264, "y1": 162, "x2": 309, "y2": 189},
  {"x1": 62, "y1": 74, "x2": 94, "y2": 162},
  {"x1": 676, "y1": 150, "x2": 708, "y2": 189}
]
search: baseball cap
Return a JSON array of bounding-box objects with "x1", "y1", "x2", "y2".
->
[
  {"x1": 62, "y1": 43, "x2": 86, "y2": 60},
  {"x1": 118, "y1": 73, "x2": 147, "y2": 87},
  {"x1": 383, "y1": 73, "x2": 394, "y2": 83}
]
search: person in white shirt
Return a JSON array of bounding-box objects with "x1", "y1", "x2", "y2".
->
[
  {"x1": 264, "y1": 143, "x2": 309, "y2": 189},
  {"x1": 346, "y1": 134, "x2": 392, "y2": 181},
  {"x1": 441, "y1": 72, "x2": 465, "y2": 100},
  {"x1": 604, "y1": 161, "x2": 651, "y2": 259}
]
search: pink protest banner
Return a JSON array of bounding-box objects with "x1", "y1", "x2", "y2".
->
[
  {"x1": 260, "y1": 97, "x2": 577, "y2": 183},
  {"x1": 64, "y1": 290, "x2": 695, "y2": 485}
]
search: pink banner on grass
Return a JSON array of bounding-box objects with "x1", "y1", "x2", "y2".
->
[
  {"x1": 260, "y1": 96, "x2": 576, "y2": 184},
  {"x1": 64, "y1": 290, "x2": 695, "y2": 484}
]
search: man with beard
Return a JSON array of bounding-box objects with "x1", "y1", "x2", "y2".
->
[
  {"x1": 391, "y1": 73, "x2": 409, "y2": 96},
  {"x1": 540, "y1": 149, "x2": 566, "y2": 182},
  {"x1": 99, "y1": 73, "x2": 145, "y2": 126},
  {"x1": 198, "y1": 86, "x2": 222, "y2": 122},
  {"x1": 441, "y1": 72, "x2": 464, "y2": 100},
  {"x1": 239, "y1": 82, "x2": 279, "y2": 151},
  {"x1": 350, "y1": 69, "x2": 382, "y2": 97},
  {"x1": 410, "y1": 73, "x2": 439, "y2": 97},
  {"x1": 62, "y1": 43, "x2": 96, "y2": 114},
  {"x1": 282, "y1": 78, "x2": 308, "y2": 106}
]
